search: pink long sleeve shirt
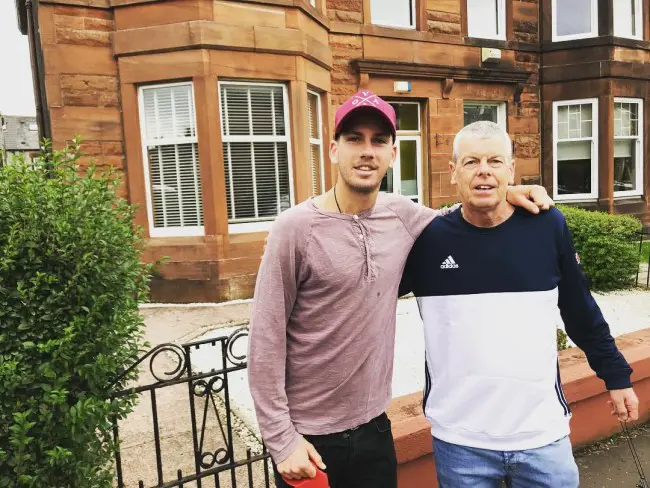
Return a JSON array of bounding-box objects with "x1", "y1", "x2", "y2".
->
[{"x1": 247, "y1": 193, "x2": 443, "y2": 463}]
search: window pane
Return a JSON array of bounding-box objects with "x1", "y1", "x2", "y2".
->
[
  {"x1": 310, "y1": 143, "x2": 322, "y2": 196},
  {"x1": 391, "y1": 103, "x2": 419, "y2": 131},
  {"x1": 614, "y1": 140, "x2": 637, "y2": 192},
  {"x1": 399, "y1": 140, "x2": 418, "y2": 199},
  {"x1": 614, "y1": 0, "x2": 638, "y2": 37},
  {"x1": 464, "y1": 103, "x2": 499, "y2": 126},
  {"x1": 380, "y1": 168, "x2": 394, "y2": 193},
  {"x1": 556, "y1": 0, "x2": 593, "y2": 37},
  {"x1": 557, "y1": 140, "x2": 592, "y2": 195},
  {"x1": 557, "y1": 104, "x2": 592, "y2": 139},
  {"x1": 143, "y1": 84, "x2": 195, "y2": 141},
  {"x1": 308, "y1": 93, "x2": 320, "y2": 139},
  {"x1": 371, "y1": 0, "x2": 414, "y2": 28},
  {"x1": 614, "y1": 102, "x2": 638, "y2": 137},
  {"x1": 147, "y1": 143, "x2": 203, "y2": 228},
  {"x1": 222, "y1": 141, "x2": 291, "y2": 221},
  {"x1": 467, "y1": 0, "x2": 499, "y2": 38}
]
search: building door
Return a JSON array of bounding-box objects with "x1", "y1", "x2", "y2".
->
[{"x1": 381, "y1": 102, "x2": 423, "y2": 203}]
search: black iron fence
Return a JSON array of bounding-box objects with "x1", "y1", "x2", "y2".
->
[
  {"x1": 109, "y1": 328, "x2": 272, "y2": 488},
  {"x1": 636, "y1": 229, "x2": 650, "y2": 289}
]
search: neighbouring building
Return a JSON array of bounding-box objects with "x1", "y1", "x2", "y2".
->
[
  {"x1": 15, "y1": 0, "x2": 650, "y2": 302},
  {"x1": 0, "y1": 114, "x2": 40, "y2": 165}
]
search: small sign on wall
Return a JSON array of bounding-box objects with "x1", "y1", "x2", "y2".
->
[{"x1": 394, "y1": 81, "x2": 411, "y2": 93}]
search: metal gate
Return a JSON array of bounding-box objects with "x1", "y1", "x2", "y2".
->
[{"x1": 109, "y1": 328, "x2": 272, "y2": 488}]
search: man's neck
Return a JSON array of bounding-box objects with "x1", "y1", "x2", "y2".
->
[
  {"x1": 461, "y1": 201, "x2": 515, "y2": 228},
  {"x1": 318, "y1": 182, "x2": 379, "y2": 215}
]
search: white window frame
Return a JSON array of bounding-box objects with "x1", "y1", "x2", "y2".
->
[
  {"x1": 614, "y1": 0, "x2": 643, "y2": 40},
  {"x1": 382, "y1": 101, "x2": 423, "y2": 203},
  {"x1": 370, "y1": 0, "x2": 416, "y2": 30},
  {"x1": 463, "y1": 101, "x2": 507, "y2": 129},
  {"x1": 552, "y1": 0, "x2": 599, "y2": 42},
  {"x1": 218, "y1": 80, "x2": 295, "y2": 235},
  {"x1": 613, "y1": 97, "x2": 644, "y2": 198},
  {"x1": 308, "y1": 89, "x2": 326, "y2": 196},
  {"x1": 552, "y1": 98, "x2": 599, "y2": 201},
  {"x1": 394, "y1": 135, "x2": 423, "y2": 202},
  {"x1": 138, "y1": 81, "x2": 204, "y2": 238},
  {"x1": 467, "y1": 0, "x2": 507, "y2": 41}
]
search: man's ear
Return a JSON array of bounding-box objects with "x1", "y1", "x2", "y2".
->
[
  {"x1": 509, "y1": 159, "x2": 516, "y2": 185},
  {"x1": 330, "y1": 140, "x2": 339, "y2": 165},
  {"x1": 449, "y1": 161, "x2": 457, "y2": 185},
  {"x1": 389, "y1": 143, "x2": 397, "y2": 169}
]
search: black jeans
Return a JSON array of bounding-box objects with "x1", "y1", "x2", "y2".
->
[{"x1": 273, "y1": 413, "x2": 397, "y2": 488}]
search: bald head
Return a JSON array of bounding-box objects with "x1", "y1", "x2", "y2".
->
[{"x1": 452, "y1": 121, "x2": 512, "y2": 163}]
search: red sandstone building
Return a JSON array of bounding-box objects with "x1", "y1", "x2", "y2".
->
[{"x1": 15, "y1": 0, "x2": 650, "y2": 302}]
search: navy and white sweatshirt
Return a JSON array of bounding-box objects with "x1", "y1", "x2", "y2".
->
[{"x1": 400, "y1": 207, "x2": 632, "y2": 451}]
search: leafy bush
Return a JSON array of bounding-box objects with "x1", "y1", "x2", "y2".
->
[
  {"x1": 558, "y1": 205, "x2": 641, "y2": 291},
  {"x1": 557, "y1": 329, "x2": 568, "y2": 351},
  {"x1": 0, "y1": 139, "x2": 152, "y2": 487}
]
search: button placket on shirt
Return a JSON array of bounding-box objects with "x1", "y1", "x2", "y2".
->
[{"x1": 352, "y1": 215, "x2": 375, "y2": 282}]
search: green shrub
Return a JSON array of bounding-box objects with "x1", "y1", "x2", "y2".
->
[
  {"x1": 0, "y1": 139, "x2": 152, "y2": 487},
  {"x1": 558, "y1": 205, "x2": 641, "y2": 291},
  {"x1": 557, "y1": 329, "x2": 568, "y2": 351}
]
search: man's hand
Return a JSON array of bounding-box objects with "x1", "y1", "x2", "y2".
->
[
  {"x1": 608, "y1": 388, "x2": 639, "y2": 422},
  {"x1": 277, "y1": 437, "x2": 326, "y2": 481},
  {"x1": 506, "y1": 185, "x2": 554, "y2": 214}
]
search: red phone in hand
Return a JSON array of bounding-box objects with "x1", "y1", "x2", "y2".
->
[{"x1": 282, "y1": 462, "x2": 329, "y2": 488}]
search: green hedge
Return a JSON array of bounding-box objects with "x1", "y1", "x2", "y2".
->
[
  {"x1": 558, "y1": 205, "x2": 641, "y2": 291},
  {"x1": 0, "y1": 140, "x2": 153, "y2": 487}
]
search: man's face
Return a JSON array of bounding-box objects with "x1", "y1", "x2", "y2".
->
[
  {"x1": 449, "y1": 135, "x2": 515, "y2": 210},
  {"x1": 330, "y1": 112, "x2": 396, "y2": 194}
]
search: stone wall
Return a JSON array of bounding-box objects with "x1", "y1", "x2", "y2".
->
[{"x1": 39, "y1": 3, "x2": 124, "y2": 192}]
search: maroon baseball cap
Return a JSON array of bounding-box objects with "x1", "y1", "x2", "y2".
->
[{"x1": 334, "y1": 90, "x2": 397, "y2": 139}]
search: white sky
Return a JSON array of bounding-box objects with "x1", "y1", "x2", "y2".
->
[{"x1": 0, "y1": 1, "x2": 36, "y2": 116}]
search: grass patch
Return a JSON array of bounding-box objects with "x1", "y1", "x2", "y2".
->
[{"x1": 640, "y1": 241, "x2": 650, "y2": 263}]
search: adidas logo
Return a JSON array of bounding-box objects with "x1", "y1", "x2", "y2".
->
[{"x1": 440, "y1": 256, "x2": 459, "y2": 269}]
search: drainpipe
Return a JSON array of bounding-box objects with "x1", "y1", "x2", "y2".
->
[{"x1": 25, "y1": 0, "x2": 51, "y2": 143}]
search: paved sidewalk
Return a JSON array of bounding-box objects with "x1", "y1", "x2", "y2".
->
[{"x1": 576, "y1": 423, "x2": 650, "y2": 487}]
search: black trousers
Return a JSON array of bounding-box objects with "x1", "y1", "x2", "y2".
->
[{"x1": 273, "y1": 413, "x2": 397, "y2": 488}]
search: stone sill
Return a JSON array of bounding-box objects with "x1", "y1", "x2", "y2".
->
[{"x1": 388, "y1": 328, "x2": 650, "y2": 473}]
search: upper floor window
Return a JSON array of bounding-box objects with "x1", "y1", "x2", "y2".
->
[
  {"x1": 464, "y1": 101, "x2": 507, "y2": 129},
  {"x1": 139, "y1": 82, "x2": 204, "y2": 237},
  {"x1": 614, "y1": 0, "x2": 643, "y2": 40},
  {"x1": 219, "y1": 81, "x2": 293, "y2": 233},
  {"x1": 467, "y1": 0, "x2": 506, "y2": 40},
  {"x1": 370, "y1": 0, "x2": 415, "y2": 29},
  {"x1": 553, "y1": 99, "x2": 599, "y2": 200},
  {"x1": 552, "y1": 0, "x2": 598, "y2": 41},
  {"x1": 614, "y1": 98, "x2": 643, "y2": 197}
]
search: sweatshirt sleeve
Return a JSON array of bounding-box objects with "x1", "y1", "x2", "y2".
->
[
  {"x1": 247, "y1": 213, "x2": 309, "y2": 463},
  {"x1": 556, "y1": 212, "x2": 633, "y2": 390},
  {"x1": 387, "y1": 195, "x2": 460, "y2": 240}
]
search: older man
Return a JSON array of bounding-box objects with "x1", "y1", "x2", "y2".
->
[{"x1": 400, "y1": 121, "x2": 639, "y2": 487}]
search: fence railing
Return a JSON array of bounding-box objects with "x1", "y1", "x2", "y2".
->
[{"x1": 109, "y1": 328, "x2": 272, "y2": 488}]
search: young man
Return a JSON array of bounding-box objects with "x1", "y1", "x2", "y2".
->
[
  {"x1": 247, "y1": 92, "x2": 553, "y2": 488},
  {"x1": 400, "y1": 121, "x2": 639, "y2": 487}
]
